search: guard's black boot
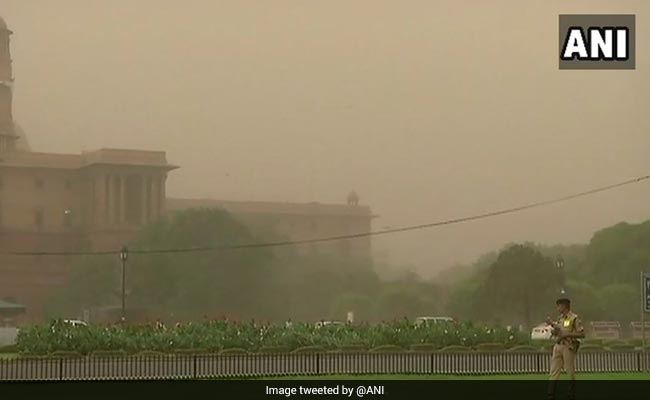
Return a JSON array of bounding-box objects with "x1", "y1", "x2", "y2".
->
[
  {"x1": 568, "y1": 380, "x2": 576, "y2": 400},
  {"x1": 547, "y1": 380, "x2": 558, "y2": 400}
]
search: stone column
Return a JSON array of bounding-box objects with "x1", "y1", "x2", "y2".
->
[
  {"x1": 159, "y1": 174, "x2": 167, "y2": 216},
  {"x1": 120, "y1": 175, "x2": 127, "y2": 225},
  {"x1": 93, "y1": 173, "x2": 105, "y2": 228},
  {"x1": 140, "y1": 175, "x2": 148, "y2": 225},
  {"x1": 106, "y1": 174, "x2": 114, "y2": 226},
  {"x1": 150, "y1": 176, "x2": 159, "y2": 220}
]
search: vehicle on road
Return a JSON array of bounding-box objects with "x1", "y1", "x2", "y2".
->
[
  {"x1": 531, "y1": 323, "x2": 553, "y2": 340},
  {"x1": 315, "y1": 321, "x2": 345, "y2": 328},
  {"x1": 63, "y1": 319, "x2": 88, "y2": 328},
  {"x1": 414, "y1": 316, "x2": 455, "y2": 327}
]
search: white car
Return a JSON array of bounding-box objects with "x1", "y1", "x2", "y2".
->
[
  {"x1": 63, "y1": 319, "x2": 88, "y2": 327},
  {"x1": 414, "y1": 316, "x2": 455, "y2": 327},
  {"x1": 531, "y1": 323, "x2": 553, "y2": 340},
  {"x1": 315, "y1": 321, "x2": 345, "y2": 329}
]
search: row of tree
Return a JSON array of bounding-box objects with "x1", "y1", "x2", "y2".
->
[
  {"x1": 50, "y1": 208, "x2": 650, "y2": 327},
  {"x1": 444, "y1": 220, "x2": 650, "y2": 327}
]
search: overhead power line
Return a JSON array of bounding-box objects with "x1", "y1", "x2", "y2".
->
[{"x1": 3, "y1": 172, "x2": 650, "y2": 257}]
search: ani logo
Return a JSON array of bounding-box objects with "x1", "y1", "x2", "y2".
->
[{"x1": 559, "y1": 15, "x2": 635, "y2": 70}]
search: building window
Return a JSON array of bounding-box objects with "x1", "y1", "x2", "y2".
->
[
  {"x1": 34, "y1": 209, "x2": 44, "y2": 228},
  {"x1": 35, "y1": 178, "x2": 44, "y2": 189}
]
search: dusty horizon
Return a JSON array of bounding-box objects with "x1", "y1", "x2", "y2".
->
[{"x1": 2, "y1": 0, "x2": 649, "y2": 276}]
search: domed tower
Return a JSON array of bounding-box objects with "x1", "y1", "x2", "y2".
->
[{"x1": 0, "y1": 16, "x2": 17, "y2": 152}]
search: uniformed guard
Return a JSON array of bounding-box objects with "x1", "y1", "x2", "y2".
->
[{"x1": 546, "y1": 297, "x2": 585, "y2": 400}]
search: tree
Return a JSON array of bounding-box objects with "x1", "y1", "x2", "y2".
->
[
  {"x1": 564, "y1": 280, "x2": 602, "y2": 321},
  {"x1": 49, "y1": 208, "x2": 275, "y2": 320},
  {"x1": 584, "y1": 221, "x2": 650, "y2": 286},
  {"x1": 598, "y1": 283, "x2": 638, "y2": 323},
  {"x1": 477, "y1": 244, "x2": 563, "y2": 328}
]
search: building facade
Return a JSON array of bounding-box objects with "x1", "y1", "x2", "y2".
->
[
  {"x1": 0, "y1": 18, "x2": 177, "y2": 323},
  {"x1": 166, "y1": 198, "x2": 374, "y2": 260},
  {"x1": 0, "y1": 17, "x2": 374, "y2": 324}
]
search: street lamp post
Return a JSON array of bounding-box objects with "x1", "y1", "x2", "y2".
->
[
  {"x1": 119, "y1": 246, "x2": 129, "y2": 321},
  {"x1": 556, "y1": 256, "x2": 566, "y2": 295}
]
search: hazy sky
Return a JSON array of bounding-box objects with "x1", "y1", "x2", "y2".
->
[{"x1": 3, "y1": 1, "x2": 649, "y2": 276}]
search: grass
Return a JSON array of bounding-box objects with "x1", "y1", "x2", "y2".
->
[
  {"x1": 265, "y1": 372, "x2": 650, "y2": 380},
  {"x1": 0, "y1": 353, "x2": 18, "y2": 360}
]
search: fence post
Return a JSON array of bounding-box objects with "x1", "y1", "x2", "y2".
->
[
  {"x1": 58, "y1": 358, "x2": 63, "y2": 381},
  {"x1": 193, "y1": 354, "x2": 197, "y2": 379},
  {"x1": 315, "y1": 353, "x2": 320, "y2": 375}
]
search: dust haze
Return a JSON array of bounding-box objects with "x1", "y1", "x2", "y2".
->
[{"x1": 3, "y1": 0, "x2": 649, "y2": 277}]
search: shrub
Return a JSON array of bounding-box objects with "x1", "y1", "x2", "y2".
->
[
  {"x1": 475, "y1": 343, "x2": 505, "y2": 352},
  {"x1": 607, "y1": 344, "x2": 636, "y2": 352},
  {"x1": 89, "y1": 350, "x2": 126, "y2": 358},
  {"x1": 335, "y1": 345, "x2": 367, "y2": 353},
  {"x1": 172, "y1": 348, "x2": 207, "y2": 355},
  {"x1": 578, "y1": 344, "x2": 606, "y2": 352},
  {"x1": 506, "y1": 345, "x2": 539, "y2": 353},
  {"x1": 291, "y1": 346, "x2": 325, "y2": 354},
  {"x1": 256, "y1": 346, "x2": 289, "y2": 354},
  {"x1": 409, "y1": 344, "x2": 438, "y2": 353},
  {"x1": 218, "y1": 348, "x2": 248, "y2": 355},
  {"x1": 49, "y1": 351, "x2": 84, "y2": 358},
  {"x1": 602, "y1": 339, "x2": 626, "y2": 347},
  {"x1": 439, "y1": 345, "x2": 472, "y2": 353},
  {"x1": 131, "y1": 351, "x2": 169, "y2": 357},
  {"x1": 369, "y1": 345, "x2": 404, "y2": 353}
]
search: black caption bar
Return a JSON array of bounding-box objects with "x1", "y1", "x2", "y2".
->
[{"x1": 2, "y1": 380, "x2": 650, "y2": 400}]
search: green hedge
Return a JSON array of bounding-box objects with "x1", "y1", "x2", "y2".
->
[
  {"x1": 335, "y1": 345, "x2": 367, "y2": 353},
  {"x1": 50, "y1": 351, "x2": 84, "y2": 358},
  {"x1": 16, "y1": 319, "x2": 531, "y2": 355},
  {"x1": 409, "y1": 344, "x2": 438, "y2": 353},
  {"x1": 506, "y1": 345, "x2": 540, "y2": 353},
  {"x1": 602, "y1": 339, "x2": 626, "y2": 347},
  {"x1": 607, "y1": 344, "x2": 636, "y2": 352},
  {"x1": 369, "y1": 345, "x2": 404, "y2": 353},
  {"x1": 439, "y1": 345, "x2": 472, "y2": 353},
  {"x1": 131, "y1": 351, "x2": 169, "y2": 357},
  {"x1": 90, "y1": 350, "x2": 127, "y2": 358},
  {"x1": 291, "y1": 346, "x2": 325, "y2": 354},
  {"x1": 579, "y1": 344, "x2": 606, "y2": 352},
  {"x1": 475, "y1": 343, "x2": 505, "y2": 352},
  {"x1": 218, "y1": 348, "x2": 248, "y2": 355},
  {"x1": 172, "y1": 348, "x2": 208, "y2": 355}
]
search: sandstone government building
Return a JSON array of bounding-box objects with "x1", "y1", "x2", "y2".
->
[{"x1": 0, "y1": 18, "x2": 374, "y2": 323}]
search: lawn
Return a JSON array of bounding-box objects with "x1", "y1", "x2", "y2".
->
[
  {"x1": 267, "y1": 372, "x2": 650, "y2": 380},
  {"x1": 0, "y1": 353, "x2": 18, "y2": 360}
]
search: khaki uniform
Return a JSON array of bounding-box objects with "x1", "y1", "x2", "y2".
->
[{"x1": 549, "y1": 311, "x2": 584, "y2": 380}]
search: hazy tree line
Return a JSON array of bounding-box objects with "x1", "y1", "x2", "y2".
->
[
  {"x1": 49, "y1": 209, "x2": 650, "y2": 327},
  {"x1": 445, "y1": 221, "x2": 650, "y2": 327}
]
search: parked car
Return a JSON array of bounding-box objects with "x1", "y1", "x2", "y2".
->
[
  {"x1": 315, "y1": 321, "x2": 345, "y2": 329},
  {"x1": 414, "y1": 316, "x2": 455, "y2": 327},
  {"x1": 531, "y1": 323, "x2": 553, "y2": 340},
  {"x1": 63, "y1": 319, "x2": 88, "y2": 328}
]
